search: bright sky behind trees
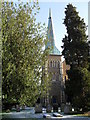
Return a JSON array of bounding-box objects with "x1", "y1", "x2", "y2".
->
[
  {"x1": 36, "y1": 2, "x2": 88, "y2": 53},
  {"x1": 6, "y1": 0, "x2": 88, "y2": 53}
]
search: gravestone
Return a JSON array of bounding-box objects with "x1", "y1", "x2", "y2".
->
[
  {"x1": 22, "y1": 105, "x2": 25, "y2": 110},
  {"x1": 58, "y1": 107, "x2": 61, "y2": 113},
  {"x1": 16, "y1": 105, "x2": 20, "y2": 112},
  {"x1": 11, "y1": 106, "x2": 16, "y2": 111},
  {"x1": 64, "y1": 104, "x2": 72, "y2": 114},
  {"x1": 35, "y1": 103, "x2": 42, "y2": 113},
  {"x1": 61, "y1": 103, "x2": 65, "y2": 112},
  {"x1": 53, "y1": 103, "x2": 58, "y2": 112},
  {"x1": 46, "y1": 104, "x2": 52, "y2": 113}
]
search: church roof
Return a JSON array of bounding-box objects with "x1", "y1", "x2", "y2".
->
[{"x1": 45, "y1": 8, "x2": 60, "y2": 55}]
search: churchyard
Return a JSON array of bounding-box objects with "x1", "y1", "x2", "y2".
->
[{"x1": 1, "y1": 105, "x2": 90, "y2": 120}]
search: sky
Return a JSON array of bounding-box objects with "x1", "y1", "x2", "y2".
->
[
  {"x1": 36, "y1": 2, "x2": 88, "y2": 53},
  {"x1": 6, "y1": 0, "x2": 89, "y2": 53}
]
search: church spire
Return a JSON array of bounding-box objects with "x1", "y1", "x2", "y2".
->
[
  {"x1": 49, "y1": 8, "x2": 51, "y2": 18},
  {"x1": 45, "y1": 8, "x2": 55, "y2": 49},
  {"x1": 45, "y1": 8, "x2": 60, "y2": 55}
]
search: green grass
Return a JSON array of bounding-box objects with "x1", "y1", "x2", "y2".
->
[
  {"x1": 63, "y1": 111, "x2": 90, "y2": 117},
  {"x1": 75, "y1": 113, "x2": 90, "y2": 117}
]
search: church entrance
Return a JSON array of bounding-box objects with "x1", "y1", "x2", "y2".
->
[
  {"x1": 52, "y1": 96, "x2": 57, "y2": 104},
  {"x1": 52, "y1": 96, "x2": 58, "y2": 111}
]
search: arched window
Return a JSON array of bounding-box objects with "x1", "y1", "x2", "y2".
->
[
  {"x1": 53, "y1": 61, "x2": 54, "y2": 67},
  {"x1": 48, "y1": 61, "x2": 49, "y2": 67},
  {"x1": 65, "y1": 76, "x2": 66, "y2": 81},
  {"x1": 55, "y1": 61, "x2": 57, "y2": 67},
  {"x1": 50, "y1": 61, "x2": 52, "y2": 67},
  {"x1": 58, "y1": 61, "x2": 60, "y2": 68}
]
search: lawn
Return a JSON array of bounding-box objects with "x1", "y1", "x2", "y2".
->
[{"x1": 77, "y1": 113, "x2": 90, "y2": 117}]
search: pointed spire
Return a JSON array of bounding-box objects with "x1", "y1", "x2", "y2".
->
[
  {"x1": 45, "y1": 8, "x2": 60, "y2": 55},
  {"x1": 49, "y1": 8, "x2": 51, "y2": 18}
]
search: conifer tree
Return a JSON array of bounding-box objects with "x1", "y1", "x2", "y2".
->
[
  {"x1": 62, "y1": 4, "x2": 88, "y2": 68},
  {"x1": 62, "y1": 4, "x2": 90, "y2": 111}
]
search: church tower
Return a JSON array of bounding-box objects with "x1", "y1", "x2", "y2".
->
[{"x1": 45, "y1": 9, "x2": 65, "y2": 107}]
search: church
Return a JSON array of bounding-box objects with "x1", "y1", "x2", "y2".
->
[{"x1": 42, "y1": 9, "x2": 69, "y2": 107}]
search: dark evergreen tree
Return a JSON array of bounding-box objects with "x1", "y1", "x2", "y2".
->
[
  {"x1": 62, "y1": 4, "x2": 88, "y2": 68},
  {"x1": 62, "y1": 4, "x2": 90, "y2": 111},
  {"x1": 65, "y1": 67, "x2": 90, "y2": 111}
]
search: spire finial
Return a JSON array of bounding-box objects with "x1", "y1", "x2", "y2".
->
[{"x1": 49, "y1": 8, "x2": 51, "y2": 18}]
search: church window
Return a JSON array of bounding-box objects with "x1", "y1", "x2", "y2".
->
[
  {"x1": 58, "y1": 61, "x2": 60, "y2": 68},
  {"x1": 50, "y1": 61, "x2": 52, "y2": 67},
  {"x1": 48, "y1": 61, "x2": 50, "y2": 67},
  {"x1": 52, "y1": 96, "x2": 57, "y2": 103},
  {"x1": 65, "y1": 76, "x2": 66, "y2": 81},
  {"x1": 53, "y1": 61, "x2": 54, "y2": 67},
  {"x1": 55, "y1": 61, "x2": 57, "y2": 67}
]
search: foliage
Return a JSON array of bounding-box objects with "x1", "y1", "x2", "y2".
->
[
  {"x1": 65, "y1": 67, "x2": 90, "y2": 111},
  {"x1": 62, "y1": 4, "x2": 88, "y2": 68},
  {"x1": 2, "y1": 1, "x2": 49, "y2": 107},
  {"x1": 62, "y1": 4, "x2": 90, "y2": 111}
]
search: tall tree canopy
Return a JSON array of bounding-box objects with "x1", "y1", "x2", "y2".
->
[
  {"x1": 62, "y1": 4, "x2": 90, "y2": 111},
  {"x1": 62, "y1": 4, "x2": 88, "y2": 68},
  {"x1": 2, "y1": 1, "x2": 49, "y2": 108}
]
